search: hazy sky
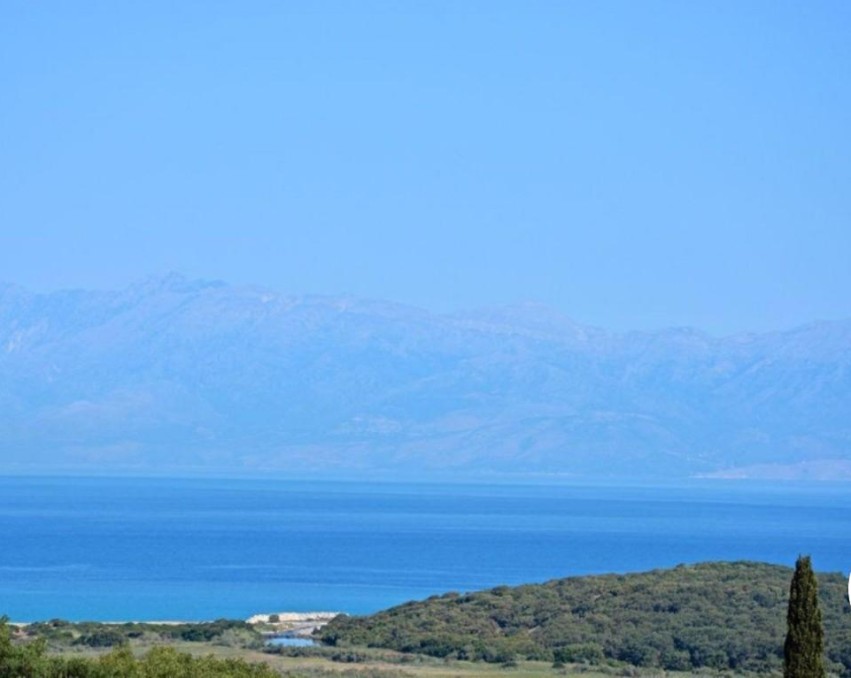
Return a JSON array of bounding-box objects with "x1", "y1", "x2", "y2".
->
[{"x1": 2, "y1": 2, "x2": 849, "y2": 334}]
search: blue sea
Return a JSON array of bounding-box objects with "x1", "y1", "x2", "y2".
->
[{"x1": 0, "y1": 476, "x2": 849, "y2": 622}]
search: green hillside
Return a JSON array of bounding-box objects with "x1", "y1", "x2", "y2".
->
[{"x1": 318, "y1": 562, "x2": 851, "y2": 674}]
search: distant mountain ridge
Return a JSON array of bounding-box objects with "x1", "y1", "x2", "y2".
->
[{"x1": 1, "y1": 274, "x2": 849, "y2": 479}]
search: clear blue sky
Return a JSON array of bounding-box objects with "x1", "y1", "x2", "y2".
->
[{"x1": 2, "y1": 1, "x2": 849, "y2": 334}]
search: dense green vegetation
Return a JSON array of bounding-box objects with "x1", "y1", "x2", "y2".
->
[
  {"x1": 20, "y1": 619, "x2": 262, "y2": 651},
  {"x1": 319, "y1": 562, "x2": 851, "y2": 674},
  {"x1": 784, "y1": 556, "x2": 825, "y2": 678},
  {"x1": 0, "y1": 618, "x2": 278, "y2": 678}
]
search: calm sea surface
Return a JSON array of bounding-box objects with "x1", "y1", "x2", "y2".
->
[{"x1": 0, "y1": 476, "x2": 848, "y2": 621}]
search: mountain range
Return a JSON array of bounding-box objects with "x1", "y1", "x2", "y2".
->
[{"x1": 1, "y1": 274, "x2": 849, "y2": 479}]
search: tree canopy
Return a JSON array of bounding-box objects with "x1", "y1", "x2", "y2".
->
[
  {"x1": 320, "y1": 561, "x2": 851, "y2": 674},
  {"x1": 784, "y1": 555, "x2": 826, "y2": 678}
]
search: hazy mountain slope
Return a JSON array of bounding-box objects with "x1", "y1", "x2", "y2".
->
[{"x1": 0, "y1": 275, "x2": 848, "y2": 478}]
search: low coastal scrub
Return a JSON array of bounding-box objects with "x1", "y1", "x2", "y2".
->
[
  {"x1": 22, "y1": 618, "x2": 263, "y2": 651},
  {"x1": 267, "y1": 643, "x2": 449, "y2": 666},
  {"x1": 318, "y1": 562, "x2": 851, "y2": 675},
  {"x1": 0, "y1": 620, "x2": 278, "y2": 678}
]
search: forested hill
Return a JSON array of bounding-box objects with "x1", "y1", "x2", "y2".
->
[
  {"x1": 318, "y1": 562, "x2": 851, "y2": 673},
  {"x1": 1, "y1": 275, "x2": 850, "y2": 478}
]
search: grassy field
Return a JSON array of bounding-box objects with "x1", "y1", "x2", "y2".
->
[{"x1": 48, "y1": 639, "x2": 780, "y2": 678}]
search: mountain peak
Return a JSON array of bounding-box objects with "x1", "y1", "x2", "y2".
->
[
  {"x1": 127, "y1": 272, "x2": 227, "y2": 297},
  {"x1": 451, "y1": 302, "x2": 602, "y2": 343}
]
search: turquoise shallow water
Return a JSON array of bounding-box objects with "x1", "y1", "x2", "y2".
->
[{"x1": 0, "y1": 476, "x2": 848, "y2": 621}]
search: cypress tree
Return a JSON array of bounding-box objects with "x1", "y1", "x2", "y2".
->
[{"x1": 784, "y1": 555, "x2": 825, "y2": 678}]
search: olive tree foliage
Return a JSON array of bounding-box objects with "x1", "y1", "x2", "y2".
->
[{"x1": 784, "y1": 555, "x2": 825, "y2": 678}]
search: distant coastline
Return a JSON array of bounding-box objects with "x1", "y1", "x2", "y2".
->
[{"x1": 10, "y1": 612, "x2": 342, "y2": 631}]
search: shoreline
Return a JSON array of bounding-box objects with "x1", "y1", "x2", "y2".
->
[{"x1": 9, "y1": 611, "x2": 342, "y2": 630}]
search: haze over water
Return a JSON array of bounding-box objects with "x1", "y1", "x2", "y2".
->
[{"x1": 1, "y1": 476, "x2": 848, "y2": 622}]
